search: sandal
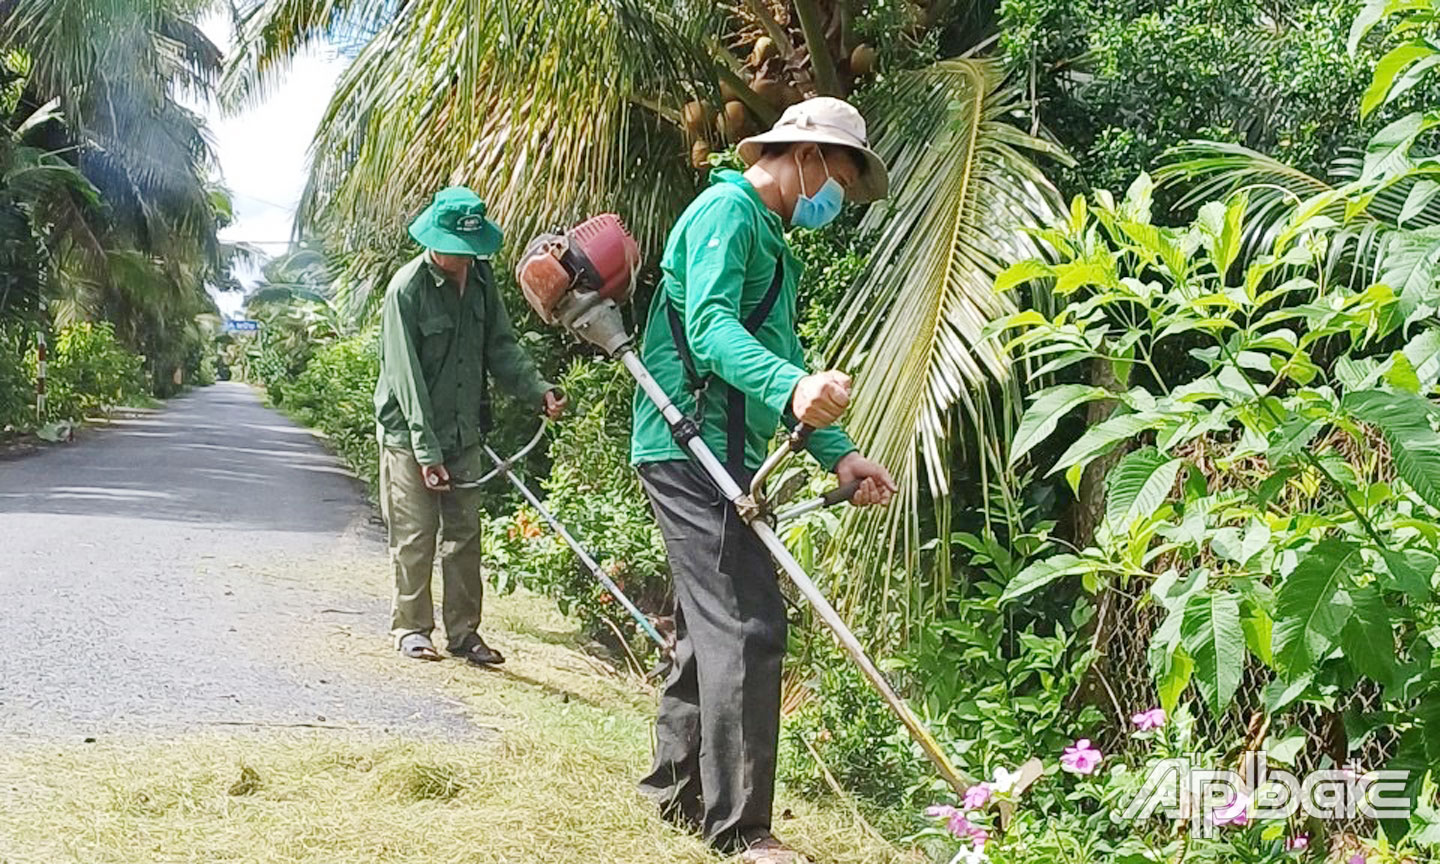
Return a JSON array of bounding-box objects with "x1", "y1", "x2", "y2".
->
[
  {"x1": 398, "y1": 633, "x2": 442, "y2": 661},
  {"x1": 736, "y1": 834, "x2": 810, "y2": 864},
  {"x1": 451, "y1": 634, "x2": 505, "y2": 666}
]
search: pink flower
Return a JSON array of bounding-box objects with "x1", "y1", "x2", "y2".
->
[
  {"x1": 1286, "y1": 835, "x2": 1309, "y2": 852},
  {"x1": 924, "y1": 804, "x2": 974, "y2": 839},
  {"x1": 969, "y1": 827, "x2": 989, "y2": 850},
  {"x1": 962, "y1": 782, "x2": 993, "y2": 809},
  {"x1": 1207, "y1": 792, "x2": 1250, "y2": 828},
  {"x1": 947, "y1": 811, "x2": 973, "y2": 839},
  {"x1": 1131, "y1": 708, "x2": 1166, "y2": 731},
  {"x1": 1060, "y1": 739, "x2": 1103, "y2": 775},
  {"x1": 1348, "y1": 855, "x2": 1366, "y2": 864}
]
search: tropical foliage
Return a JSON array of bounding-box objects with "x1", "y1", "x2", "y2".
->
[
  {"x1": 197, "y1": 0, "x2": 1440, "y2": 859},
  {"x1": 0, "y1": 0, "x2": 232, "y2": 417}
]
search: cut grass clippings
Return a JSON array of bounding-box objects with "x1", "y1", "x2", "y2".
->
[{"x1": 0, "y1": 563, "x2": 917, "y2": 864}]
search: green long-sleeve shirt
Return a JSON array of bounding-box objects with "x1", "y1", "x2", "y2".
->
[
  {"x1": 631, "y1": 169, "x2": 856, "y2": 472},
  {"x1": 375, "y1": 252, "x2": 551, "y2": 466}
]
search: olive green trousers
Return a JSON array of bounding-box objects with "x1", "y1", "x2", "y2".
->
[{"x1": 379, "y1": 445, "x2": 488, "y2": 651}]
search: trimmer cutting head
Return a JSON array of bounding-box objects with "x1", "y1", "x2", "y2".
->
[{"x1": 515, "y1": 214, "x2": 639, "y2": 356}]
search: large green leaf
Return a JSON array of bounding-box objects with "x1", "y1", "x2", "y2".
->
[
  {"x1": 1000, "y1": 554, "x2": 1098, "y2": 603},
  {"x1": 1344, "y1": 388, "x2": 1440, "y2": 510},
  {"x1": 1049, "y1": 412, "x2": 1166, "y2": 480},
  {"x1": 1381, "y1": 547, "x2": 1438, "y2": 599},
  {"x1": 1243, "y1": 605, "x2": 1275, "y2": 667},
  {"x1": 1378, "y1": 227, "x2": 1440, "y2": 321},
  {"x1": 1403, "y1": 327, "x2": 1440, "y2": 387},
  {"x1": 1010, "y1": 384, "x2": 1111, "y2": 467},
  {"x1": 1341, "y1": 584, "x2": 1397, "y2": 688},
  {"x1": 1104, "y1": 447, "x2": 1181, "y2": 533},
  {"x1": 1153, "y1": 644, "x2": 1193, "y2": 714},
  {"x1": 1362, "y1": 40, "x2": 1436, "y2": 118},
  {"x1": 1181, "y1": 591, "x2": 1246, "y2": 717},
  {"x1": 1271, "y1": 540, "x2": 1361, "y2": 680}
]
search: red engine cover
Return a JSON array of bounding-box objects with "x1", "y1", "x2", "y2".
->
[{"x1": 568, "y1": 214, "x2": 640, "y2": 303}]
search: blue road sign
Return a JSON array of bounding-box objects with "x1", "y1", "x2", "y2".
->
[{"x1": 225, "y1": 320, "x2": 261, "y2": 333}]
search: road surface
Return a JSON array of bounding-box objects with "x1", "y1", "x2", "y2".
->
[{"x1": 0, "y1": 382, "x2": 470, "y2": 742}]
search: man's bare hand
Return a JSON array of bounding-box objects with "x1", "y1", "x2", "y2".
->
[
  {"x1": 421, "y1": 463, "x2": 451, "y2": 491},
  {"x1": 543, "y1": 389, "x2": 567, "y2": 420},
  {"x1": 792, "y1": 371, "x2": 852, "y2": 428},
  {"x1": 835, "y1": 451, "x2": 897, "y2": 508}
]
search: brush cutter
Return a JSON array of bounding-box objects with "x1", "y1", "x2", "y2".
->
[
  {"x1": 450, "y1": 419, "x2": 670, "y2": 654},
  {"x1": 515, "y1": 214, "x2": 971, "y2": 798}
]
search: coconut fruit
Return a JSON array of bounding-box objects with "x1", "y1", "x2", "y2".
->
[
  {"x1": 850, "y1": 43, "x2": 876, "y2": 77},
  {"x1": 683, "y1": 100, "x2": 707, "y2": 137},
  {"x1": 722, "y1": 100, "x2": 749, "y2": 140},
  {"x1": 753, "y1": 76, "x2": 800, "y2": 108},
  {"x1": 691, "y1": 139, "x2": 711, "y2": 170}
]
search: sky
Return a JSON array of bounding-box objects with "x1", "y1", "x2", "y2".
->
[{"x1": 195, "y1": 14, "x2": 347, "y2": 318}]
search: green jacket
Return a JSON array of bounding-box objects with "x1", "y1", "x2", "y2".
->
[
  {"x1": 375, "y1": 252, "x2": 551, "y2": 466},
  {"x1": 631, "y1": 170, "x2": 856, "y2": 472}
]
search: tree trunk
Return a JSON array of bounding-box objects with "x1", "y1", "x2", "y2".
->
[{"x1": 1072, "y1": 356, "x2": 1128, "y2": 547}]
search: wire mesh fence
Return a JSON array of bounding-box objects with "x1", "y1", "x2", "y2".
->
[{"x1": 1078, "y1": 584, "x2": 1402, "y2": 834}]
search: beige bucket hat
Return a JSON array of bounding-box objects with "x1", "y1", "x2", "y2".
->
[{"x1": 738, "y1": 96, "x2": 889, "y2": 203}]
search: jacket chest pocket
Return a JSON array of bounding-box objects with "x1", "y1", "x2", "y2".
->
[{"x1": 417, "y1": 312, "x2": 454, "y2": 371}]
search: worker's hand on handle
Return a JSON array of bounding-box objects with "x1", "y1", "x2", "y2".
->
[
  {"x1": 543, "y1": 388, "x2": 568, "y2": 420},
  {"x1": 834, "y1": 451, "x2": 897, "y2": 508},
  {"x1": 421, "y1": 463, "x2": 452, "y2": 492},
  {"x1": 792, "y1": 370, "x2": 851, "y2": 428}
]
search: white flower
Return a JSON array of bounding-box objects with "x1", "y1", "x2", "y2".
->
[
  {"x1": 991, "y1": 766, "x2": 1018, "y2": 795},
  {"x1": 948, "y1": 849, "x2": 989, "y2": 864}
]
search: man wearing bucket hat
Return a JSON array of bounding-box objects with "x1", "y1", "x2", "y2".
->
[
  {"x1": 630, "y1": 97, "x2": 897, "y2": 862},
  {"x1": 375, "y1": 186, "x2": 566, "y2": 667}
]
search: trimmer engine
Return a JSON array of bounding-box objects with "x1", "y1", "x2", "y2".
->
[{"x1": 515, "y1": 214, "x2": 640, "y2": 356}]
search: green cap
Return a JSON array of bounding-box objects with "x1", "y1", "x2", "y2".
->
[{"x1": 408, "y1": 186, "x2": 503, "y2": 256}]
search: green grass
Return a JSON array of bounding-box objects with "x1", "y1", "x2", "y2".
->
[{"x1": 0, "y1": 564, "x2": 917, "y2": 864}]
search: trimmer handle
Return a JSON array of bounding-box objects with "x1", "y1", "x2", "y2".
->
[
  {"x1": 821, "y1": 479, "x2": 862, "y2": 508},
  {"x1": 789, "y1": 423, "x2": 816, "y2": 450}
]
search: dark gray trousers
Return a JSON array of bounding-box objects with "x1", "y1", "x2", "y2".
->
[{"x1": 637, "y1": 461, "x2": 786, "y2": 851}]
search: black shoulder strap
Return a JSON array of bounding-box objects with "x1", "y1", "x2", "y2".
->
[
  {"x1": 725, "y1": 255, "x2": 785, "y2": 479},
  {"x1": 745, "y1": 255, "x2": 786, "y2": 331},
  {"x1": 664, "y1": 253, "x2": 786, "y2": 480},
  {"x1": 665, "y1": 295, "x2": 703, "y2": 397}
]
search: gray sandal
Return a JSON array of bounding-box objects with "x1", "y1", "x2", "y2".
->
[{"x1": 399, "y1": 633, "x2": 442, "y2": 661}]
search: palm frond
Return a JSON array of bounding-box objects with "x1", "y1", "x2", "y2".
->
[
  {"x1": 824, "y1": 57, "x2": 1069, "y2": 619},
  {"x1": 1158, "y1": 139, "x2": 1440, "y2": 292},
  {"x1": 1156, "y1": 141, "x2": 1340, "y2": 259},
  {"x1": 288, "y1": 0, "x2": 709, "y2": 263},
  {"x1": 220, "y1": 0, "x2": 394, "y2": 110}
]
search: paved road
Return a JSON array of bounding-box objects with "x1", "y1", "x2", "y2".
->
[{"x1": 0, "y1": 382, "x2": 470, "y2": 742}]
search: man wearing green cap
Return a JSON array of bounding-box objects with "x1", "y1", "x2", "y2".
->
[{"x1": 375, "y1": 186, "x2": 566, "y2": 666}]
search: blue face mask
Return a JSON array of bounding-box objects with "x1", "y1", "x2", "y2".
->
[{"x1": 791, "y1": 150, "x2": 844, "y2": 230}]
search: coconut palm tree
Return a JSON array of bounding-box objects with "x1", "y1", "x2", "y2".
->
[
  {"x1": 224, "y1": 0, "x2": 1069, "y2": 628},
  {"x1": 0, "y1": 0, "x2": 230, "y2": 388}
]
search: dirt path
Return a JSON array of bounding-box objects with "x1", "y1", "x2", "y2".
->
[{"x1": 0, "y1": 382, "x2": 469, "y2": 741}]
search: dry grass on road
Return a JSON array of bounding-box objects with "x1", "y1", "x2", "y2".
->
[{"x1": 0, "y1": 569, "x2": 915, "y2": 864}]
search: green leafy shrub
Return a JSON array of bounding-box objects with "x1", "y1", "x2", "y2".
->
[
  {"x1": 996, "y1": 175, "x2": 1440, "y2": 847},
  {"x1": 284, "y1": 330, "x2": 382, "y2": 490},
  {"x1": 999, "y1": 0, "x2": 1390, "y2": 194},
  {"x1": 484, "y1": 355, "x2": 669, "y2": 654},
  {"x1": 778, "y1": 641, "x2": 930, "y2": 825},
  {"x1": 0, "y1": 326, "x2": 32, "y2": 430},
  {"x1": 36, "y1": 322, "x2": 144, "y2": 421}
]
